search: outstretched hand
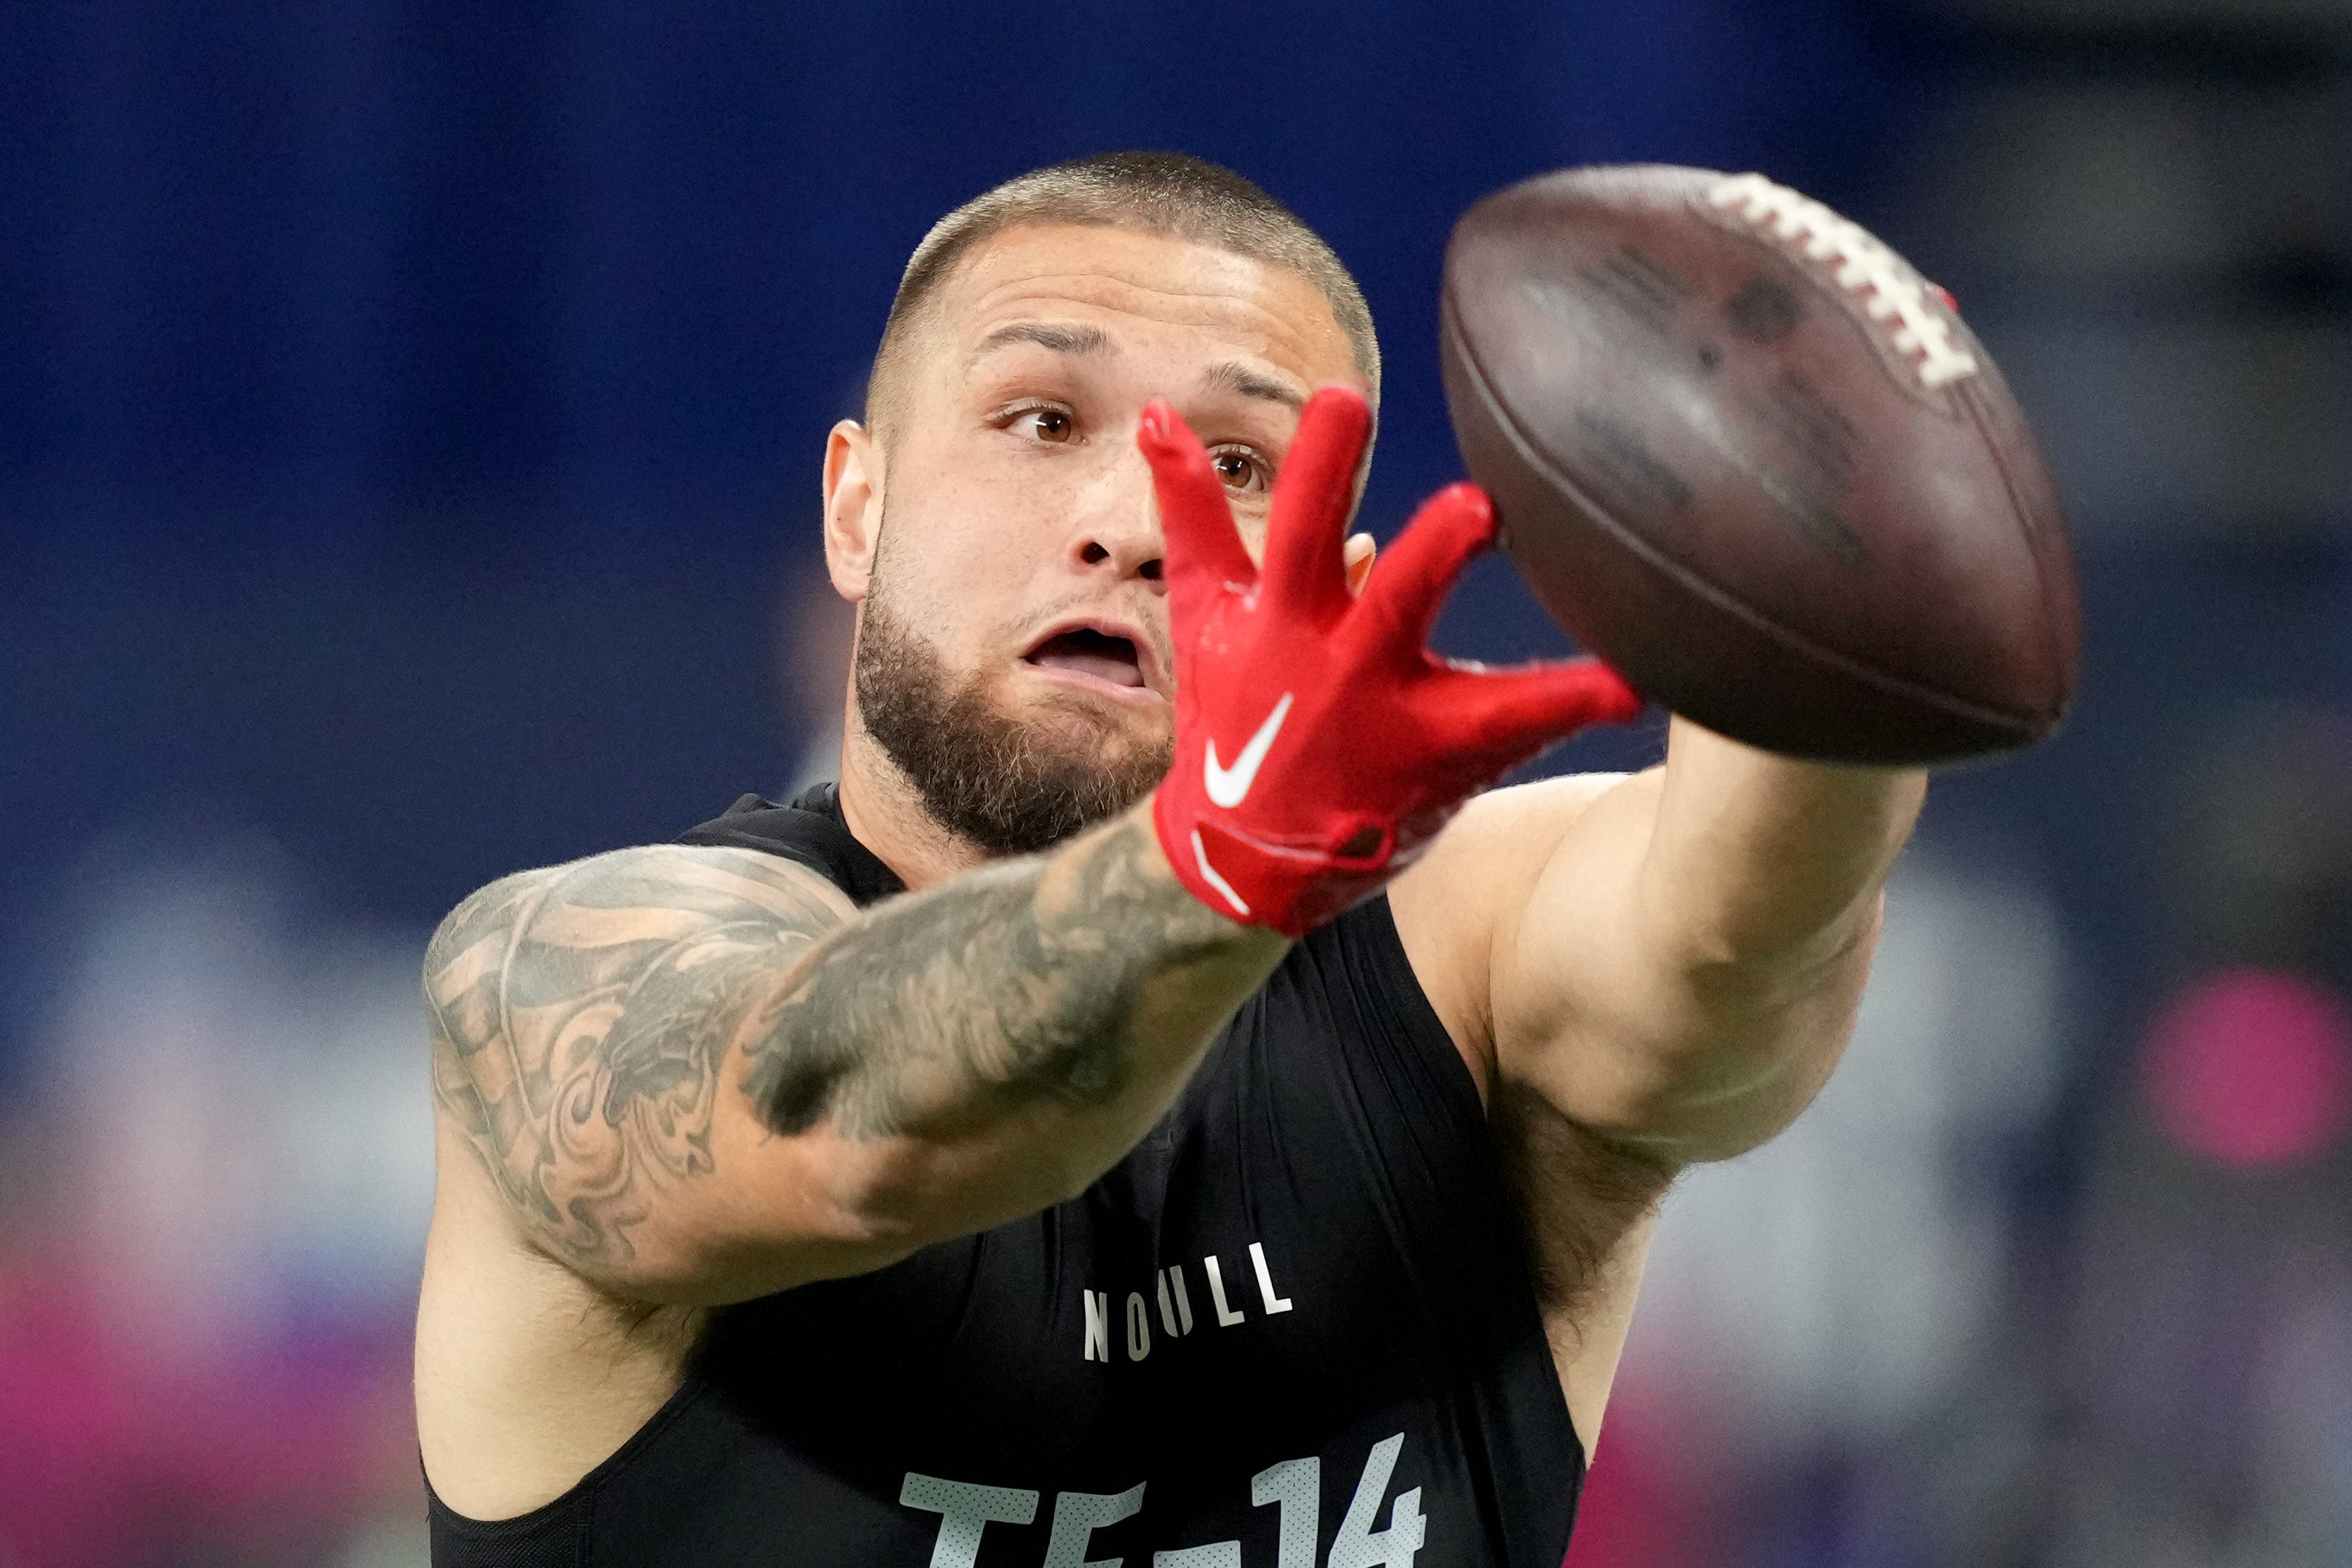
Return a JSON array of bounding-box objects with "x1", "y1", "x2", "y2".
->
[{"x1": 1142, "y1": 385, "x2": 1643, "y2": 937}]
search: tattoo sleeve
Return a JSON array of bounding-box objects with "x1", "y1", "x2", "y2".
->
[{"x1": 425, "y1": 812, "x2": 1269, "y2": 1281}]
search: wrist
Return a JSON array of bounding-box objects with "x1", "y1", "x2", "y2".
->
[
  {"x1": 1152, "y1": 780, "x2": 1407, "y2": 940},
  {"x1": 1665, "y1": 716, "x2": 1927, "y2": 831},
  {"x1": 1081, "y1": 797, "x2": 1290, "y2": 951},
  {"x1": 1647, "y1": 719, "x2": 1925, "y2": 970}
]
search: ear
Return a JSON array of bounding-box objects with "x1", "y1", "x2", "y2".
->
[
  {"x1": 823, "y1": 420, "x2": 884, "y2": 603},
  {"x1": 1343, "y1": 532, "x2": 1377, "y2": 597}
]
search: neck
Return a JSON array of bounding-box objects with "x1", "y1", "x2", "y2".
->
[{"x1": 834, "y1": 715, "x2": 995, "y2": 893}]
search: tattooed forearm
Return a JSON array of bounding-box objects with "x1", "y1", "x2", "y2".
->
[
  {"x1": 425, "y1": 808, "x2": 1274, "y2": 1281},
  {"x1": 742, "y1": 812, "x2": 1242, "y2": 1141}
]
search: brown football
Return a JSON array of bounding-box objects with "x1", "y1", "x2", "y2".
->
[{"x1": 1439, "y1": 164, "x2": 2081, "y2": 765}]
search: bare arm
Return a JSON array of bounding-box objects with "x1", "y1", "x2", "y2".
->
[
  {"x1": 1406, "y1": 717, "x2": 1923, "y2": 1164},
  {"x1": 427, "y1": 802, "x2": 1285, "y2": 1304},
  {"x1": 1506, "y1": 720, "x2": 1920, "y2": 1160},
  {"x1": 1393, "y1": 719, "x2": 1921, "y2": 1446}
]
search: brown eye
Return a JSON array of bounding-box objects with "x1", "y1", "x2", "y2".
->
[
  {"x1": 1211, "y1": 448, "x2": 1266, "y2": 493},
  {"x1": 1023, "y1": 408, "x2": 1074, "y2": 443}
]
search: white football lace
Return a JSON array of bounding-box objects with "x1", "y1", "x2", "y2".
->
[{"x1": 1707, "y1": 172, "x2": 1981, "y2": 391}]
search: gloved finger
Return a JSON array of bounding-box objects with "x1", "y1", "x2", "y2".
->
[
  {"x1": 1418, "y1": 656, "x2": 1645, "y2": 753},
  {"x1": 1356, "y1": 482, "x2": 1496, "y2": 649},
  {"x1": 1139, "y1": 401, "x2": 1258, "y2": 624},
  {"x1": 1262, "y1": 386, "x2": 1373, "y2": 618}
]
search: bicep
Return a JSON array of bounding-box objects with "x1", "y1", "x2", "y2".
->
[
  {"x1": 425, "y1": 844, "x2": 880, "y2": 1302},
  {"x1": 1488, "y1": 769, "x2": 1875, "y2": 1162},
  {"x1": 1389, "y1": 771, "x2": 1634, "y2": 1099}
]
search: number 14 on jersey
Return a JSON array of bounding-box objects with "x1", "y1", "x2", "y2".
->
[
  {"x1": 899, "y1": 1431, "x2": 1427, "y2": 1567},
  {"x1": 1243, "y1": 1433, "x2": 1425, "y2": 1568}
]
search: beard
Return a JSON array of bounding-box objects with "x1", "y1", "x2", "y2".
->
[{"x1": 854, "y1": 572, "x2": 1172, "y2": 858}]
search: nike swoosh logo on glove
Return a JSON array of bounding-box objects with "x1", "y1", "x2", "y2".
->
[
  {"x1": 1203, "y1": 692, "x2": 1294, "y2": 809},
  {"x1": 1189, "y1": 830, "x2": 1251, "y2": 918}
]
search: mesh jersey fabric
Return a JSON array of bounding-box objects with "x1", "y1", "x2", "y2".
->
[{"x1": 427, "y1": 784, "x2": 1582, "y2": 1567}]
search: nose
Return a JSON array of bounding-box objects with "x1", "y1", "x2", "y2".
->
[{"x1": 1068, "y1": 448, "x2": 1166, "y2": 589}]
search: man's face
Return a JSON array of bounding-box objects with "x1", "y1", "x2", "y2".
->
[{"x1": 839, "y1": 223, "x2": 1367, "y2": 855}]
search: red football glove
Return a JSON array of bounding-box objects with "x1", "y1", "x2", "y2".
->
[{"x1": 1142, "y1": 385, "x2": 1645, "y2": 939}]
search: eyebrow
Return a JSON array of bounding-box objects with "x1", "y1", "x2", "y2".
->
[
  {"x1": 969, "y1": 321, "x2": 1111, "y2": 363},
  {"x1": 1199, "y1": 360, "x2": 1306, "y2": 411},
  {"x1": 966, "y1": 322, "x2": 1308, "y2": 411}
]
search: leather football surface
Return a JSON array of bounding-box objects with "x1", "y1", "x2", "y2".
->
[{"x1": 1440, "y1": 163, "x2": 2081, "y2": 766}]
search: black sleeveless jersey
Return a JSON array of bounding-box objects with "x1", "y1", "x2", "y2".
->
[{"x1": 428, "y1": 786, "x2": 1582, "y2": 1568}]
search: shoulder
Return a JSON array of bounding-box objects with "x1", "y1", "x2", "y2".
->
[
  {"x1": 1387, "y1": 772, "x2": 1635, "y2": 1099},
  {"x1": 423, "y1": 844, "x2": 857, "y2": 1201}
]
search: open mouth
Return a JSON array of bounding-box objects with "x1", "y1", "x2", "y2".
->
[{"x1": 1024, "y1": 626, "x2": 1147, "y2": 689}]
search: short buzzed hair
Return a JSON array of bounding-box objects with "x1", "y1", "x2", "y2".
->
[{"x1": 864, "y1": 151, "x2": 1381, "y2": 446}]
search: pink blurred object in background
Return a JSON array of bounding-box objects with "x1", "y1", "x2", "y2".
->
[
  {"x1": 1561, "y1": 1389, "x2": 1717, "y2": 1568},
  {"x1": 2141, "y1": 969, "x2": 2352, "y2": 1170},
  {"x1": 0, "y1": 1247, "x2": 414, "y2": 1567}
]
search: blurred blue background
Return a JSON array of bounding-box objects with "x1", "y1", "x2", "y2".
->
[{"x1": 4, "y1": 1, "x2": 2348, "y2": 1564}]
